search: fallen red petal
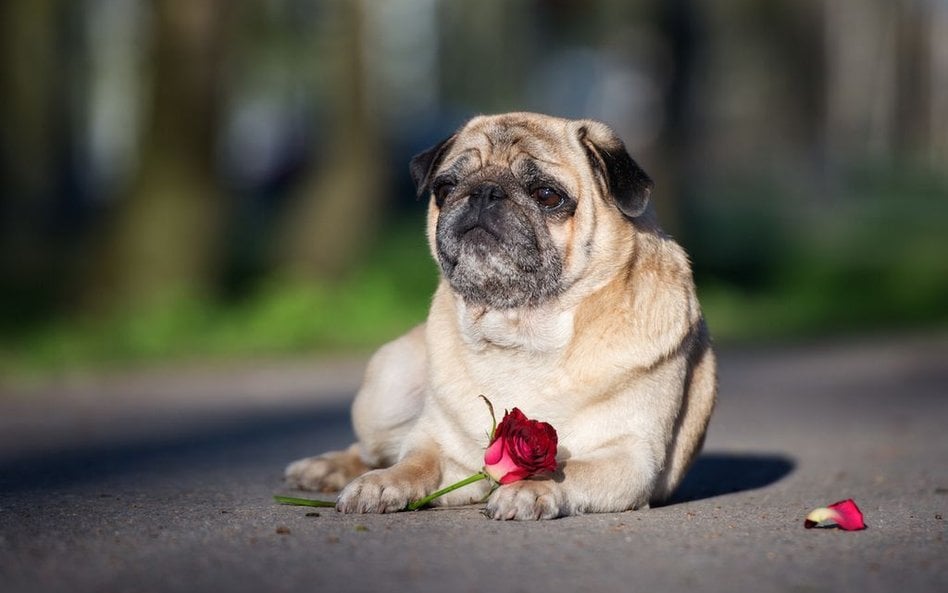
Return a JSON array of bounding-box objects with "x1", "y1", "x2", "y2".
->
[
  {"x1": 828, "y1": 498, "x2": 866, "y2": 530},
  {"x1": 804, "y1": 498, "x2": 866, "y2": 530}
]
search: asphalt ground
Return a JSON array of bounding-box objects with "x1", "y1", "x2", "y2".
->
[{"x1": 0, "y1": 334, "x2": 946, "y2": 593}]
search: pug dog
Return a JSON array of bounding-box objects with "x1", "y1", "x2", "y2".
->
[{"x1": 285, "y1": 112, "x2": 716, "y2": 520}]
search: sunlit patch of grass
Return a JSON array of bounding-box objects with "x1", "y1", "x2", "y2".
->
[{"x1": 0, "y1": 227, "x2": 439, "y2": 378}]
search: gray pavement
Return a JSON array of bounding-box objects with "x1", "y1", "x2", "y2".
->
[{"x1": 1, "y1": 334, "x2": 946, "y2": 593}]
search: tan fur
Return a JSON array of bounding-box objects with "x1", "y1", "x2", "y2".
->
[{"x1": 285, "y1": 113, "x2": 717, "y2": 519}]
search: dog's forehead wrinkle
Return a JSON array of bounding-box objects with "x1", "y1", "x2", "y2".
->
[
  {"x1": 511, "y1": 152, "x2": 563, "y2": 180},
  {"x1": 441, "y1": 149, "x2": 480, "y2": 177},
  {"x1": 457, "y1": 165, "x2": 519, "y2": 191},
  {"x1": 481, "y1": 124, "x2": 519, "y2": 148},
  {"x1": 441, "y1": 154, "x2": 471, "y2": 179},
  {"x1": 517, "y1": 158, "x2": 547, "y2": 181},
  {"x1": 468, "y1": 121, "x2": 559, "y2": 163}
]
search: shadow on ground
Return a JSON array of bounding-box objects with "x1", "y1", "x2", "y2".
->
[
  {"x1": 0, "y1": 401, "x2": 795, "y2": 506},
  {"x1": 663, "y1": 452, "x2": 796, "y2": 505},
  {"x1": 0, "y1": 403, "x2": 353, "y2": 493}
]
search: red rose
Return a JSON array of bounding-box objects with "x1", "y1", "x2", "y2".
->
[{"x1": 483, "y1": 408, "x2": 558, "y2": 484}]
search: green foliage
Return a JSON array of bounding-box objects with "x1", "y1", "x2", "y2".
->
[
  {"x1": 1, "y1": 170, "x2": 946, "y2": 378},
  {"x1": 0, "y1": 225, "x2": 438, "y2": 377},
  {"x1": 698, "y1": 168, "x2": 948, "y2": 340}
]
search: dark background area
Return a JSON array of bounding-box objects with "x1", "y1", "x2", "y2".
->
[{"x1": 1, "y1": 0, "x2": 946, "y2": 375}]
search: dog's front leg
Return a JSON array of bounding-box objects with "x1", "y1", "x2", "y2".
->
[
  {"x1": 336, "y1": 444, "x2": 441, "y2": 513},
  {"x1": 485, "y1": 440, "x2": 658, "y2": 520}
]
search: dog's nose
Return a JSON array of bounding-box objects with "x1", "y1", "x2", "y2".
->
[{"x1": 468, "y1": 182, "x2": 506, "y2": 212}]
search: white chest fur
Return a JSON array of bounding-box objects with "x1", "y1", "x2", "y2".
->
[
  {"x1": 455, "y1": 299, "x2": 575, "y2": 353},
  {"x1": 426, "y1": 294, "x2": 606, "y2": 434}
]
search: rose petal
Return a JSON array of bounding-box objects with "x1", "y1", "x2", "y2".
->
[
  {"x1": 827, "y1": 499, "x2": 866, "y2": 530},
  {"x1": 483, "y1": 438, "x2": 504, "y2": 466},
  {"x1": 804, "y1": 498, "x2": 866, "y2": 530},
  {"x1": 497, "y1": 468, "x2": 530, "y2": 485},
  {"x1": 484, "y1": 455, "x2": 520, "y2": 483},
  {"x1": 484, "y1": 442, "x2": 522, "y2": 483}
]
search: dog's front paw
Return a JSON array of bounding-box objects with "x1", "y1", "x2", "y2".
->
[
  {"x1": 485, "y1": 480, "x2": 563, "y2": 520},
  {"x1": 285, "y1": 445, "x2": 368, "y2": 492},
  {"x1": 336, "y1": 468, "x2": 429, "y2": 514}
]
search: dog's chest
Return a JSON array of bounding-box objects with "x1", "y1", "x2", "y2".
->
[
  {"x1": 429, "y1": 297, "x2": 631, "y2": 428},
  {"x1": 442, "y1": 309, "x2": 595, "y2": 417},
  {"x1": 458, "y1": 305, "x2": 574, "y2": 352}
]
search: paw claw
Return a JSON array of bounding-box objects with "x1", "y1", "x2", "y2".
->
[
  {"x1": 337, "y1": 469, "x2": 426, "y2": 514},
  {"x1": 285, "y1": 446, "x2": 368, "y2": 492},
  {"x1": 486, "y1": 481, "x2": 561, "y2": 521}
]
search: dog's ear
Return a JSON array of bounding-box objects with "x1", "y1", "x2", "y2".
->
[
  {"x1": 409, "y1": 134, "x2": 456, "y2": 199},
  {"x1": 577, "y1": 123, "x2": 653, "y2": 219}
]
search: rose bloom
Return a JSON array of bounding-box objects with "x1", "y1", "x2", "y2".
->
[{"x1": 483, "y1": 408, "x2": 558, "y2": 484}]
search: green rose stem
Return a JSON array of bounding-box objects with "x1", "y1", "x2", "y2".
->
[
  {"x1": 405, "y1": 472, "x2": 489, "y2": 511},
  {"x1": 274, "y1": 472, "x2": 490, "y2": 511},
  {"x1": 273, "y1": 495, "x2": 336, "y2": 508}
]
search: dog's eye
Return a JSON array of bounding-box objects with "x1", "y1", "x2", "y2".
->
[
  {"x1": 532, "y1": 187, "x2": 565, "y2": 210},
  {"x1": 434, "y1": 183, "x2": 455, "y2": 207}
]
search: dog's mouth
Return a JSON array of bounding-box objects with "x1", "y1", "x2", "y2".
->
[
  {"x1": 438, "y1": 225, "x2": 500, "y2": 272},
  {"x1": 460, "y1": 225, "x2": 499, "y2": 244}
]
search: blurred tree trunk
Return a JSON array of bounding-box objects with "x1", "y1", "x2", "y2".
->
[
  {"x1": 823, "y1": 0, "x2": 945, "y2": 166},
  {"x1": 824, "y1": 0, "x2": 897, "y2": 165},
  {"x1": 930, "y1": 2, "x2": 948, "y2": 166},
  {"x1": 656, "y1": 0, "x2": 702, "y2": 240},
  {"x1": 894, "y1": 0, "x2": 931, "y2": 162},
  {"x1": 91, "y1": 0, "x2": 232, "y2": 311},
  {"x1": 0, "y1": 0, "x2": 60, "y2": 316},
  {"x1": 276, "y1": 0, "x2": 385, "y2": 280}
]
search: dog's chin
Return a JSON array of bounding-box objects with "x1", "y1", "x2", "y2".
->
[{"x1": 437, "y1": 227, "x2": 563, "y2": 310}]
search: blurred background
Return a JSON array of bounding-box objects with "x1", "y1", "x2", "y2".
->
[{"x1": 1, "y1": 0, "x2": 946, "y2": 377}]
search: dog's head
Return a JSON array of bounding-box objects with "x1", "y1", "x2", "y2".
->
[{"x1": 411, "y1": 112, "x2": 653, "y2": 309}]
